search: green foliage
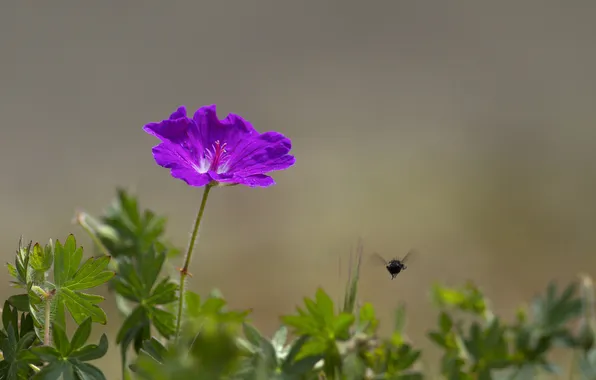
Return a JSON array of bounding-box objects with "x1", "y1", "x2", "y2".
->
[
  {"x1": 428, "y1": 280, "x2": 593, "y2": 379},
  {"x1": 31, "y1": 318, "x2": 108, "y2": 380},
  {"x1": 3, "y1": 190, "x2": 596, "y2": 380},
  {"x1": 132, "y1": 292, "x2": 252, "y2": 379},
  {"x1": 77, "y1": 190, "x2": 181, "y2": 377},
  {"x1": 0, "y1": 237, "x2": 111, "y2": 380},
  {"x1": 0, "y1": 302, "x2": 39, "y2": 379},
  {"x1": 114, "y1": 246, "x2": 178, "y2": 359},
  {"x1": 76, "y1": 188, "x2": 179, "y2": 260},
  {"x1": 282, "y1": 288, "x2": 355, "y2": 378},
  {"x1": 26, "y1": 235, "x2": 114, "y2": 339}
]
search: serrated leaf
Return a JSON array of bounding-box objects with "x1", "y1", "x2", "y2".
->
[
  {"x1": 146, "y1": 278, "x2": 178, "y2": 306},
  {"x1": 7, "y1": 263, "x2": 17, "y2": 280},
  {"x1": 65, "y1": 256, "x2": 114, "y2": 290},
  {"x1": 111, "y1": 247, "x2": 178, "y2": 358},
  {"x1": 30, "y1": 235, "x2": 114, "y2": 338},
  {"x1": 30, "y1": 243, "x2": 52, "y2": 272},
  {"x1": 81, "y1": 189, "x2": 178, "y2": 261}
]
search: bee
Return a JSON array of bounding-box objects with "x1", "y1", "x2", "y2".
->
[{"x1": 371, "y1": 250, "x2": 416, "y2": 280}]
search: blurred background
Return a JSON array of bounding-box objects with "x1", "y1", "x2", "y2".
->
[{"x1": 2, "y1": 1, "x2": 596, "y2": 376}]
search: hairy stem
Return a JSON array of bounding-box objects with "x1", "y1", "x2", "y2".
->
[
  {"x1": 175, "y1": 184, "x2": 213, "y2": 342},
  {"x1": 44, "y1": 294, "x2": 51, "y2": 345}
]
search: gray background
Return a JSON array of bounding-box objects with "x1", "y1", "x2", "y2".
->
[{"x1": 2, "y1": 1, "x2": 596, "y2": 376}]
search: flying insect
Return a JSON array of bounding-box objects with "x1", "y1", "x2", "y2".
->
[{"x1": 371, "y1": 250, "x2": 416, "y2": 280}]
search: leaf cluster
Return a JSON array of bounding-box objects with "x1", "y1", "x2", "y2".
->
[
  {"x1": 5, "y1": 190, "x2": 596, "y2": 380},
  {"x1": 0, "y1": 237, "x2": 111, "y2": 380},
  {"x1": 427, "y1": 279, "x2": 596, "y2": 379}
]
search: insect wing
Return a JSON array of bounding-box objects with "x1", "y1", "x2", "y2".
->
[
  {"x1": 369, "y1": 252, "x2": 388, "y2": 266},
  {"x1": 399, "y1": 249, "x2": 418, "y2": 265}
]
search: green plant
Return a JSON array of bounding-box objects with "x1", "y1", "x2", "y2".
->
[{"x1": 2, "y1": 189, "x2": 595, "y2": 379}]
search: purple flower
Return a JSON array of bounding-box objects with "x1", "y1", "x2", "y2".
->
[{"x1": 143, "y1": 105, "x2": 295, "y2": 187}]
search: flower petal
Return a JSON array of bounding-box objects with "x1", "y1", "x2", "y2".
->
[
  {"x1": 151, "y1": 143, "x2": 193, "y2": 168},
  {"x1": 143, "y1": 110, "x2": 193, "y2": 144},
  {"x1": 151, "y1": 143, "x2": 210, "y2": 186},
  {"x1": 193, "y1": 105, "x2": 258, "y2": 149},
  {"x1": 169, "y1": 106, "x2": 187, "y2": 120},
  {"x1": 234, "y1": 174, "x2": 276, "y2": 187},
  {"x1": 170, "y1": 168, "x2": 212, "y2": 187},
  {"x1": 225, "y1": 131, "x2": 295, "y2": 176}
]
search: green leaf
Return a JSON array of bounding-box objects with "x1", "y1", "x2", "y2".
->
[
  {"x1": 32, "y1": 360, "x2": 72, "y2": 380},
  {"x1": 8, "y1": 294, "x2": 30, "y2": 312},
  {"x1": 185, "y1": 291, "x2": 201, "y2": 313},
  {"x1": 33, "y1": 332, "x2": 108, "y2": 380},
  {"x1": 70, "y1": 334, "x2": 109, "y2": 362},
  {"x1": 428, "y1": 331, "x2": 447, "y2": 348},
  {"x1": 342, "y1": 240, "x2": 363, "y2": 314},
  {"x1": 30, "y1": 235, "x2": 114, "y2": 339},
  {"x1": 111, "y1": 246, "x2": 178, "y2": 357},
  {"x1": 31, "y1": 346, "x2": 60, "y2": 362},
  {"x1": 8, "y1": 239, "x2": 33, "y2": 288},
  {"x1": 532, "y1": 281, "x2": 582, "y2": 332},
  {"x1": 344, "y1": 351, "x2": 367, "y2": 380},
  {"x1": 0, "y1": 317, "x2": 39, "y2": 380},
  {"x1": 146, "y1": 278, "x2": 178, "y2": 306},
  {"x1": 2, "y1": 300, "x2": 17, "y2": 333},
  {"x1": 295, "y1": 337, "x2": 328, "y2": 361},
  {"x1": 357, "y1": 302, "x2": 378, "y2": 334},
  {"x1": 333, "y1": 313, "x2": 355, "y2": 338},
  {"x1": 439, "y1": 311, "x2": 453, "y2": 333},
  {"x1": 149, "y1": 306, "x2": 175, "y2": 338},
  {"x1": 51, "y1": 323, "x2": 71, "y2": 356},
  {"x1": 241, "y1": 323, "x2": 278, "y2": 372},
  {"x1": 433, "y1": 282, "x2": 487, "y2": 315},
  {"x1": 271, "y1": 325, "x2": 288, "y2": 352},
  {"x1": 79, "y1": 189, "x2": 179, "y2": 260},
  {"x1": 242, "y1": 323, "x2": 263, "y2": 347},
  {"x1": 30, "y1": 242, "x2": 53, "y2": 272},
  {"x1": 72, "y1": 361, "x2": 107, "y2": 380},
  {"x1": 315, "y1": 288, "x2": 334, "y2": 325},
  {"x1": 116, "y1": 306, "x2": 150, "y2": 354},
  {"x1": 282, "y1": 335, "x2": 322, "y2": 375},
  {"x1": 70, "y1": 317, "x2": 92, "y2": 351},
  {"x1": 140, "y1": 338, "x2": 167, "y2": 363},
  {"x1": 53, "y1": 235, "x2": 83, "y2": 286}
]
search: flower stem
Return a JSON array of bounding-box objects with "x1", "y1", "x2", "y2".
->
[{"x1": 175, "y1": 184, "x2": 213, "y2": 342}]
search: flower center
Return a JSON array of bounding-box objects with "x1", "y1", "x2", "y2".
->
[{"x1": 203, "y1": 140, "x2": 229, "y2": 173}]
